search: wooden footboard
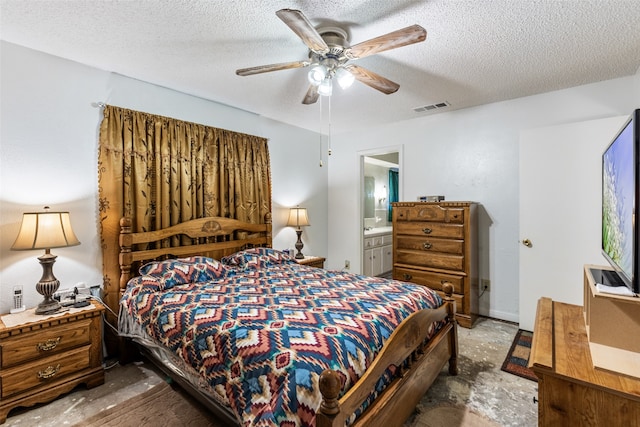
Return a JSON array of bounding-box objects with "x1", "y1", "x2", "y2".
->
[{"x1": 317, "y1": 285, "x2": 458, "y2": 427}]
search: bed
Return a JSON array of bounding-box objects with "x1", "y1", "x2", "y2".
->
[{"x1": 117, "y1": 214, "x2": 458, "y2": 427}]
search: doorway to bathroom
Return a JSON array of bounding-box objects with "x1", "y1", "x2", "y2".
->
[{"x1": 359, "y1": 147, "x2": 402, "y2": 277}]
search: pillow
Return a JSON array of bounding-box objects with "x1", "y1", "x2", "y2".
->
[
  {"x1": 138, "y1": 256, "x2": 228, "y2": 290},
  {"x1": 221, "y1": 247, "x2": 295, "y2": 269}
]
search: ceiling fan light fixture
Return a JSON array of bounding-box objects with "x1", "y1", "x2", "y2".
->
[
  {"x1": 235, "y1": 9, "x2": 428, "y2": 105},
  {"x1": 335, "y1": 67, "x2": 355, "y2": 89},
  {"x1": 308, "y1": 64, "x2": 327, "y2": 86},
  {"x1": 318, "y1": 78, "x2": 333, "y2": 96}
]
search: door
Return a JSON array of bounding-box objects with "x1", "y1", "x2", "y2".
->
[
  {"x1": 519, "y1": 116, "x2": 627, "y2": 331},
  {"x1": 360, "y1": 147, "x2": 402, "y2": 274}
]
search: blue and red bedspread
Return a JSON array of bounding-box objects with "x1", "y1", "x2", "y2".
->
[{"x1": 119, "y1": 248, "x2": 443, "y2": 426}]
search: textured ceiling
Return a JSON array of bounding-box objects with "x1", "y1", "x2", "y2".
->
[{"x1": 2, "y1": 0, "x2": 639, "y2": 133}]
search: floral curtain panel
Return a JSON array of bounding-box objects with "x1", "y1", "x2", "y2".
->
[{"x1": 98, "y1": 105, "x2": 271, "y2": 314}]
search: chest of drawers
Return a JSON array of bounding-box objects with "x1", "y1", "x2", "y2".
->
[
  {"x1": 0, "y1": 303, "x2": 105, "y2": 423},
  {"x1": 392, "y1": 202, "x2": 478, "y2": 328}
]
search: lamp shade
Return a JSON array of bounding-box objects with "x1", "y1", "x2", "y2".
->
[
  {"x1": 11, "y1": 211, "x2": 80, "y2": 250},
  {"x1": 286, "y1": 207, "x2": 310, "y2": 229}
]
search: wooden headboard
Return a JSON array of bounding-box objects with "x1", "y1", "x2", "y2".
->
[{"x1": 118, "y1": 213, "x2": 272, "y2": 296}]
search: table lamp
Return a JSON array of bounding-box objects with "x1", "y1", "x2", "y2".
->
[
  {"x1": 11, "y1": 207, "x2": 80, "y2": 314},
  {"x1": 286, "y1": 206, "x2": 310, "y2": 259}
]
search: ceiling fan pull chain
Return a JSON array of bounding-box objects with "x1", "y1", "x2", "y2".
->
[
  {"x1": 328, "y1": 96, "x2": 332, "y2": 157},
  {"x1": 319, "y1": 96, "x2": 324, "y2": 167}
]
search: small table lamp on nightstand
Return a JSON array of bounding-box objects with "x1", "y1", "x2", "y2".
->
[
  {"x1": 286, "y1": 206, "x2": 310, "y2": 259},
  {"x1": 11, "y1": 207, "x2": 80, "y2": 314}
]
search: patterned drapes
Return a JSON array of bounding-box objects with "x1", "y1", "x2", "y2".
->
[{"x1": 97, "y1": 105, "x2": 271, "y2": 315}]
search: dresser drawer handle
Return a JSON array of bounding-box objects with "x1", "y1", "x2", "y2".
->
[
  {"x1": 403, "y1": 274, "x2": 412, "y2": 280},
  {"x1": 423, "y1": 242, "x2": 432, "y2": 250},
  {"x1": 37, "y1": 337, "x2": 61, "y2": 352},
  {"x1": 37, "y1": 364, "x2": 60, "y2": 379},
  {"x1": 422, "y1": 228, "x2": 432, "y2": 234}
]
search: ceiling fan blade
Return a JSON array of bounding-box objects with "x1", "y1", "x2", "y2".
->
[
  {"x1": 302, "y1": 85, "x2": 319, "y2": 105},
  {"x1": 236, "y1": 60, "x2": 310, "y2": 76},
  {"x1": 344, "y1": 64, "x2": 400, "y2": 94},
  {"x1": 346, "y1": 24, "x2": 427, "y2": 59},
  {"x1": 276, "y1": 9, "x2": 329, "y2": 54}
]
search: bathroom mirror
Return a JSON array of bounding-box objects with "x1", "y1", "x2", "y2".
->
[{"x1": 364, "y1": 176, "x2": 375, "y2": 218}]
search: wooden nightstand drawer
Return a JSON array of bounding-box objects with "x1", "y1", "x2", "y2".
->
[
  {"x1": 1, "y1": 319, "x2": 92, "y2": 369},
  {"x1": 0, "y1": 345, "x2": 91, "y2": 399}
]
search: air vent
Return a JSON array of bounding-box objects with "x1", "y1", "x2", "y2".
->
[{"x1": 413, "y1": 101, "x2": 450, "y2": 113}]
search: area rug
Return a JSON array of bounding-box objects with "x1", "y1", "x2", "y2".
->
[
  {"x1": 410, "y1": 404, "x2": 500, "y2": 427},
  {"x1": 72, "y1": 381, "x2": 225, "y2": 427},
  {"x1": 501, "y1": 329, "x2": 537, "y2": 381}
]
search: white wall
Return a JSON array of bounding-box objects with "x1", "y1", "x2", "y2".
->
[
  {"x1": 0, "y1": 42, "x2": 328, "y2": 313},
  {"x1": 2, "y1": 41, "x2": 638, "y2": 324},
  {"x1": 328, "y1": 75, "x2": 639, "y2": 322}
]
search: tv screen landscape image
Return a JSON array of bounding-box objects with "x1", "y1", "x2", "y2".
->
[{"x1": 601, "y1": 111, "x2": 637, "y2": 291}]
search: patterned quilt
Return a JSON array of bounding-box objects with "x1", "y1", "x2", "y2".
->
[{"x1": 119, "y1": 248, "x2": 444, "y2": 427}]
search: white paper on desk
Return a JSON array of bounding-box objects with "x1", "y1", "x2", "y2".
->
[{"x1": 596, "y1": 283, "x2": 635, "y2": 296}]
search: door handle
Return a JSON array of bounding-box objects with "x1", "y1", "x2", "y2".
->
[{"x1": 522, "y1": 239, "x2": 532, "y2": 248}]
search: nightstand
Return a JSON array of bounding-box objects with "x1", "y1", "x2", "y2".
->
[
  {"x1": 296, "y1": 256, "x2": 326, "y2": 269},
  {"x1": 0, "y1": 301, "x2": 105, "y2": 423}
]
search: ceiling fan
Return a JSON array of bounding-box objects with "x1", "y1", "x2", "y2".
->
[{"x1": 235, "y1": 9, "x2": 427, "y2": 105}]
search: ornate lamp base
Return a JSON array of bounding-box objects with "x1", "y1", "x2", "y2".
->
[
  {"x1": 294, "y1": 229, "x2": 305, "y2": 259},
  {"x1": 35, "y1": 252, "x2": 62, "y2": 315}
]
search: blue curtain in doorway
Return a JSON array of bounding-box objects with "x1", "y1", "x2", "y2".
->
[{"x1": 388, "y1": 168, "x2": 399, "y2": 221}]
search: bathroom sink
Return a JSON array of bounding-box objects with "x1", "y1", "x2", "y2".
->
[{"x1": 363, "y1": 226, "x2": 393, "y2": 236}]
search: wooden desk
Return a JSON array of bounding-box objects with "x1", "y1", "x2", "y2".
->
[{"x1": 529, "y1": 298, "x2": 640, "y2": 425}]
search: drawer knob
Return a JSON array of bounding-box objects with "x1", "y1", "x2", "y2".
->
[
  {"x1": 403, "y1": 274, "x2": 412, "y2": 280},
  {"x1": 37, "y1": 337, "x2": 61, "y2": 352},
  {"x1": 37, "y1": 364, "x2": 60, "y2": 379},
  {"x1": 423, "y1": 242, "x2": 432, "y2": 250},
  {"x1": 422, "y1": 228, "x2": 432, "y2": 234}
]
